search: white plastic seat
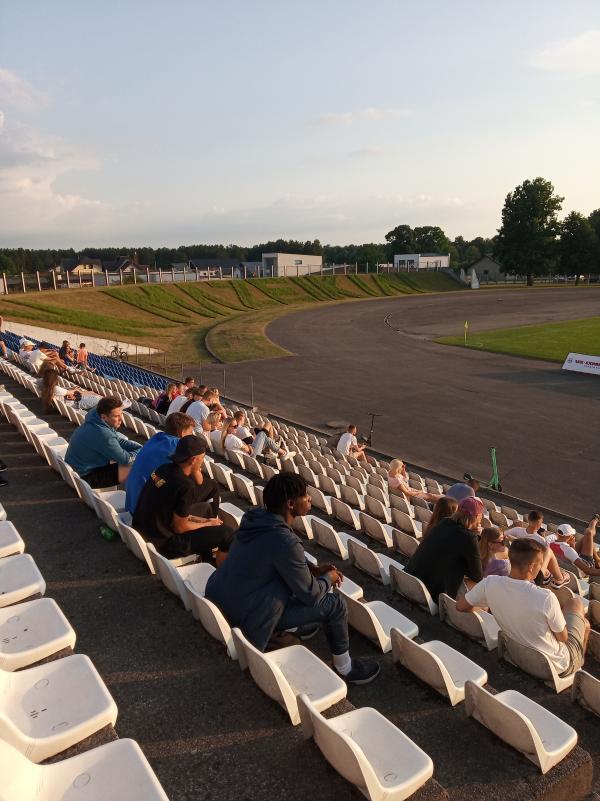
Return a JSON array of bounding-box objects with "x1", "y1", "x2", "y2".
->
[
  {"x1": 391, "y1": 509, "x2": 422, "y2": 538},
  {"x1": 212, "y1": 462, "x2": 235, "y2": 491},
  {"x1": 219, "y1": 501, "x2": 244, "y2": 531},
  {"x1": 0, "y1": 554, "x2": 46, "y2": 607},
  {"x1": 331, "y1": 498, "x2": 361, "y2": 530},
  {"x1": 311, "y1": 518, "x2": 362, "y2": 560},
  {"x1": 0, "y1": 522, "x2": 25, "y2": 559},
  {"x1": 184, "y1": 586, "x2": 238, "y2": 659},
  {"x1": 438, "y1": 593, "x2": 500, "y2": 650},
  {"x1": 242, "y1": 454, "x2": 264, "y2": 479},
  {"x1": 464, "y1": 681, "x2": 577, "y2": 773},
  {"x1": 348, "y1": 539, "x2": 403, "y2": 585},
  {"x1": 363, "y1": 495, "x2": 391, "y2": 524},
  {"x1": 389, "y1": 494, "x2": 414, "y2": 517},
  {"x1": 317, "y1": 474, "x2": 341, "y2": 499},
  {"x1": 291, "y1": 513, "x2": 319, "y2": 540},
  {"x1": 307, "y1": 485, "x2": 333, "y2": 515},
  {"x1": 359, "y1": 512, "x2": 394, "y2": 548},
  {"x1": 392, "y1": 529, "x2": 420, "y2": 558},
  {"x1": 298, "y1": 694, "x2": 434, "y2": 801},
  {"x1": 0, "y1": 503, "x2": 6, "y2": 522},
  {"x1": 232, "y1": 627, "x2": 347, "y2": 725},
  {"x1": 0, "y1": 597, "x2": 76, "y2": 671},
  {"x1": 0, "y1": 654, "x2": 118, "y2": 762},
  {"x1": 146, "y1": 543, "x2": 214, "y2": 611},
  {"x1": 339, "y1": 484, "x2": 365, "y2": 511},
  {"x1": 497, "y1": 631, "x2": 574, "y2": 693},
  {"x1": 336, "y1": 575, "x2": 364, "y2": 601},
  {"x1": 225, "y1": 449, "x2": 246, "y2": 470},
  {"x1": 572, "y1": 669, "x2": 600, "y2": 717},
  {"x1": 389, "y1": 564, "x2": 437, "y2": 615},
  {"x1": 346, "y1": 596, "x2": 418, "y2": 653},
  {"x1": 232, "y1": 473, "x2": 261, "y2": 506},
  {"x1": 0, "y1": 737, "x2": 169, "y2": 801},
  {"x1": 391, "y1": 629, "x2": 487, "y2": 706},
  {"x1": 116, "y1": 520, "x2": 155, "y2": 573}
]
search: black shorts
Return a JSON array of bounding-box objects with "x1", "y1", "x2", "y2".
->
[{"x1": 81, "y1": 463, "x2": 120, "y2": 489}]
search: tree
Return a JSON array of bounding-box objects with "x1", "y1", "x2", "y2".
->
[
  {"x1": 385, "y1": 224, "x2": 415, "y2": 259},
  {"x1": 495, "y1": 177, "x2": 563, "y2": 285},
  {"x1": 0, "y1": 254, "x2": 17, "y2": 274},
  {"x1": 588, "y1": 209, "x2": 600, "y2": 242},
  {"x1": 413, "y1": 226, "x2": 450, "y2": 254},
  {"x1": 559, "y1": 212, "x2": 599, "y2": 277},
  {"x1": 464, "y1": 244, "x2": 481, "y2": 265}
]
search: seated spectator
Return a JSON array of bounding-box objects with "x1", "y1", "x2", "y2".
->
[
  {"x1": 252, "y1": 419, "x2": 295, "y2": 461},
  {"x1": 125, "y1": 411, "x2": 195, "y2": 515},
  {"x1": 446, "y1": 482, "x2": 476, "y2": 502},
  {"x1": 58, "y1": 340, "x2": 75, "y2": 366},
  {"x1": 205, "y1": 474, "x2": 380, "y2": 684},
  {"x1": 422, "y1": 495, "x2": 458, "y2": 538},
  {"x1": 547, "y1": 518, "x2": 600, "y2": 578},
  {"x1": 405, "y1": 496, "x2": 485, "y2": 599},
  {"x1": 222, "y1": 418, "x2": 252, "y2": 455},
  {"x1": 0, "y1": 316, "x2": 7, "y2": 359},
  {"x1": 65, "y1": 396, "x2": 142, "y2": 488},
  {"x1": 457, "y1": 538, "x2": 589, "y2": 677},
  {"x1": 505, "y1": 510, "x2": 570, "y2": 588},
  {"x1": 388, "y1": 459, "x2": 441, "y2": 503},
  {"x1": 167, "y1": 386, "x2": 193, "y2": 415},
  {"x1": 38, "y1": 364, "x2": 99, "y2": 413},
  {"x1": 154, "y1": 382, "x2": 177, "y2": 415},
  {"x1": 183, "y1": 376, "x2": 197, "y2": 391},
  {"x1": 204, "y1": 411, "x2": 225, "y2": 453},
  {"x1": 132, "y1": 436, "x2": 234, "y2": 563},
  {"x1": 20, "y1": 339, "x2": 66, "y2": 373},
  {"x1": 76, "y1": 342, "x2": 90, "y2": 369},
  {"x1": 233, "y1": 410, "x2": 253, "y2": 443},
  {"x1": 186, "y1": 389, "x2": 218, "y2": 431},
  {"x1": 480, "y1": 527, "x2": 510, "y2": 577},
  {"x1": 336, "y1": 424, "x2": 368, "y2": 462}
]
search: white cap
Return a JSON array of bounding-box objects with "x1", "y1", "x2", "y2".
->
[
  {"x1": 19, "y1": 338, "x2": 34, "y2": 347},
  {"x1": 557, "y1": 523, "x2": 576, "y2": 538}
]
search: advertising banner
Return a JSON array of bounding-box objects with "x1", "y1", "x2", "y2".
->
[{"x1": 562, "y1": 353, "x2": 600, "y2": 376}]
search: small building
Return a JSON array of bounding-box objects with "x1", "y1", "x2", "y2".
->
[
  {"x1": 261, "y1": 252, "x2": 323, "y2": 277},
  {"x1": 393, "y1": 253, "x2": 450, "y2": 271},
  {"x1": 469, "y1": 255, "x2": 503, "y2": 283},
  {"x1": 58, "y1": 256, "x2": 103, "y2": 274}
]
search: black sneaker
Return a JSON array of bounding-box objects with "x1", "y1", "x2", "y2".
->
[
  {"x1": 0, "y1": 460, "x2": 7, "y2": 472},
  {"x1": 0, "y1": 476, "x2": 8, "y2": 488},
  {"x1": 338, "y1": 658, "x2": 381, "y2": 685},
  {"x1": 298, "y1": 624, "x2": 320, "y2": 641}
]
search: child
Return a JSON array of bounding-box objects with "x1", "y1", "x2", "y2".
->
[
  {"x1": 76, "y1": 342, "x2": 89, "y2": 369},
  {"x1": 480, "y1": 526, "x2": 510, "y2": 577}
]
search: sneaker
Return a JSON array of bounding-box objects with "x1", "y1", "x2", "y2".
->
[
  {"x1": 541, "y1": 572, "x2": 552, "y2": 585},
  {"x1": 298, "y1": 623, "x2": 320, "y2": 641},
  {"x1": 338, "y1": 658, "x2": 381, "y2": 685},
  {"x1": 0, "y1": 459, "x2": 7, "y2": 472},
  {"x1": 281, "y1": 451, "x2": 296, "y2": 461},
  {"x1": 551, "y1": 574, "x2": 571, "y2": 589}
]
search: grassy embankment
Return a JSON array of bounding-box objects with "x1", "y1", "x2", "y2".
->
[
  {"x1": 0, "y1": 273, "x2": 461, "y2": 363},
  {"x1": 438, "y1": 317, "x2": 600, "y2": 362}
]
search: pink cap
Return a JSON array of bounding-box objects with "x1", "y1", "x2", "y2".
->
[{"x1": 458, "y1": 496, "x2": 485, "y2": 516}]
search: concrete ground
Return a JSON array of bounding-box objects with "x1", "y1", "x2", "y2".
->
[
  {"x1": 189, "y1": 287, "x2": 600, "y2": 518},
  {"x1": 2, "y1": 375, "x2": 600, "y2": 801}
]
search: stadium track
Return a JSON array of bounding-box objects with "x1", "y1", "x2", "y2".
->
[{"x1": 193, "y1": 287, "x2": 600, "y2": 518}]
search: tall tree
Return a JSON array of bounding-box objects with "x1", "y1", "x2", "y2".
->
[
  {"x1": 559, "y1": 212, "x2": 599, "y2": 277},
  {"x1": 384, "y1": 224, "x2": 415, "y2": 258},
  {"x1": 495, "y1": 177, "x2": 563, "y2": 285},
  {"x1": 588, "y1": 209, "x2": 600, "y2": 242},
  {"x1": 413, "y1": 225, "x2": 450, "y2": 254}
]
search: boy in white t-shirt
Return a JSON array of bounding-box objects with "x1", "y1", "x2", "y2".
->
[
  {"x1": 457, "y1": 537, "x2": 589, "y2": 676},
  {"x1": 548, "y1": 519, "x2": 600, "y2": 578},
  {"x1": 504, "y1": 510, "x2": 570, "y2": 588}
]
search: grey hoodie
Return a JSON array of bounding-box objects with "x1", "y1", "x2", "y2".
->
[{"x1": 205, "y1": 507, "x2": 329, "y2": 650}]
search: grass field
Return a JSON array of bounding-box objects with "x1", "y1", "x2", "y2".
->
[
  {"x1": 0, "y1": 272, "x2": 461, "y2": 363},
  {"x1": 438, "y1": 316, "x2": 600, "y2": 362}
]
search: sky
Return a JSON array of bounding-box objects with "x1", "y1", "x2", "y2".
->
[{"x1": 1, "y1": 0, "x2": 599, "y2": 248}]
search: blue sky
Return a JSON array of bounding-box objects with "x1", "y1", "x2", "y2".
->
[{"x1": 1, "y1": 0, "x2": 599, "y2": 247}]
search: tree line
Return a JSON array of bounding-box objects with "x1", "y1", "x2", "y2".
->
[{"x1": 1, "y1": 178, "x2": 598, "y2": 277}]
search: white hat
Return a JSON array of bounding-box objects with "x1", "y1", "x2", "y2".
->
[
  {"x1": 557, "y1": 523, "x2": 576, "y2": 538},
  {"x1": 19, "y1": 338, "x2": 34, "y2": 347}
]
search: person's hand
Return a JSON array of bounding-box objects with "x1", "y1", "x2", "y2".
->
[
  {"x1": 311, "y1": 562, "x2": 336, "y2": 576},
  {"x1": 325, "y1": 569, "x2": 343, "y2": 588}
]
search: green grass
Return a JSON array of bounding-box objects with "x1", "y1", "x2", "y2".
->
[{"x1": 438, "y1": 316, "x2": 600, "y2": 362}]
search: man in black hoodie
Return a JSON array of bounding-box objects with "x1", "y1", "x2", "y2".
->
[{"x1": 205, "y1": 473, "x2": 380, "y2": 684}]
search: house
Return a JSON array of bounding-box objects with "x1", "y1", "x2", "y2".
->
[
  {"x1": 261, "y1": 253, "x2": 323, "y2": 277},
  {"x1": 58, "y1": 256, "x2": 103, "y2": 274},
  {"x1": 393, "y1": 253, "x2": 450, "y2": 271},
  {"x1": 469, "y1": 255, "x2": 503, "y2": 283}
]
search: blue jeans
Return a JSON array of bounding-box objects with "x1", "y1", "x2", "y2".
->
[
  {"x1": 252, "y1": 430, "x2": 279, "y2": 457},
  {"x1": 275, "y1": 591, "x2": 349, "y2": 655}
]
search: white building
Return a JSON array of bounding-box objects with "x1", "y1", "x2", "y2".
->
[
  {"x1": 261, "y1": 252, "x2": 323, "y2": 277},
  {"x1": 393, "y1": 253, "x2": 450, "y2": 271}
]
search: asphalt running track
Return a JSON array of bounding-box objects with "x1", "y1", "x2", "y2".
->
[{"x1": 192, "y1": 287, "x2": 600, "y2": 519}]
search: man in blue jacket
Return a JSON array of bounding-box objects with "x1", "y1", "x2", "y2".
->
[
  {"x1": 205, "y1": 473, "x2": 380, "y2": 684},
  {"x1": 65, "y1": 396, "x2": 142, "y2": 488}
]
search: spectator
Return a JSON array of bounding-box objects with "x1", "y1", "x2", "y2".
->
[
  {"x1": 547, "y1": 519, "x2": 600, "y2": 578},
  {"x1": 154, "y1": 382, "x2": 177, "y2": 415},
  {"x1": 480, "y1": 527, "x2": 510, "y2": 577},
  {"x1": 76, "y1": 343, "x2": 90, "y2": 369},
  {"x1": 0, "y1": 316, "x2": 7, "y2": 359},
  {"x1": 205, "y1": 473, "x2": 380, "y2": 684},
  {"x1": 58, "y1": 340, "x2": 75, "y2": 366},
  {"x1": 206, "y1": 411, "x2": 225, "y2": 453},
  {"x1": 446, "y1": 482, "x2": 476, "y2": 503},
  {"x1": 422, "y1": 496, "x2": 458, "y2": 538},
  {"x1": 457, "y1": 538, "x2": 589, "y2": 677},
  {"x1": 233, "y1": 410, "x2": 253, "y2": 443},
  {"x1": 222, "y1": 417, "x2": 252, "y2": 454},
  {"x1": 405, "y1": 496, "x2": 485, "y2": 599},
  {"x1": 167, "y1": 386, "x2": 193, "y2": 415},
  {"x1": 336, "y1": 424, "x2": 369, "y2": 462},
  {"x1": 125, "y1": 411, "x2": 196, "y2": 515},
  {"x1": 65, "y1": 396, "x2": 142, "y2": 488},
  {"x1": 38, "y1": 364, "x2": 99, "y2": 413},
  {"x1": 20, "y1": 339, "x2": 66, "y2": 373},
  {"x1": 187, "y1": 389, "x2": 219, "y2": 432},
  {"x1": 505, "y1": 511, "x2": 570, "y2": 588},
  {"x1": 183, "y1": 376, "x2": 196, "y2": 390},
  {"x1": 132, "y1": 436, "x2": 234, "y2": 563},
  {"x1": 252, "y1": 419, "x2": 295, "y2": 461},
  {"x1": 388, "y1": 459, "x2": 442, "y2": 503}
]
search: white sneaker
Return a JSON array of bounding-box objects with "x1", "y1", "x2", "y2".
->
[{"x1": 281, "y1": 450, "x2": 296, "y2": 461}]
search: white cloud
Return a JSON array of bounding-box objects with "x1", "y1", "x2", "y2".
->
[
  {"x1": 319, "y1": 107, "x2": 411, "y2": 124},
  {"x1": 350, "y1": 146, "x2": 385, "y2": 158},
  {"x1": 532, "y1": 30, "x2": 600, "y2": 75},
  {"x1": 0, "y1": 67, "x2": 49, "y2": 111}
]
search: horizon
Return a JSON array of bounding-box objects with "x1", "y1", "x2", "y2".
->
[{"x1": 1, "y1": 1, "x2": 599, "y2": 248}]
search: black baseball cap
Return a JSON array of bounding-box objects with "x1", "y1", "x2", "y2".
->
[{"x1": 169, "y1": 435, "x2": 206, "y2": 463}]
